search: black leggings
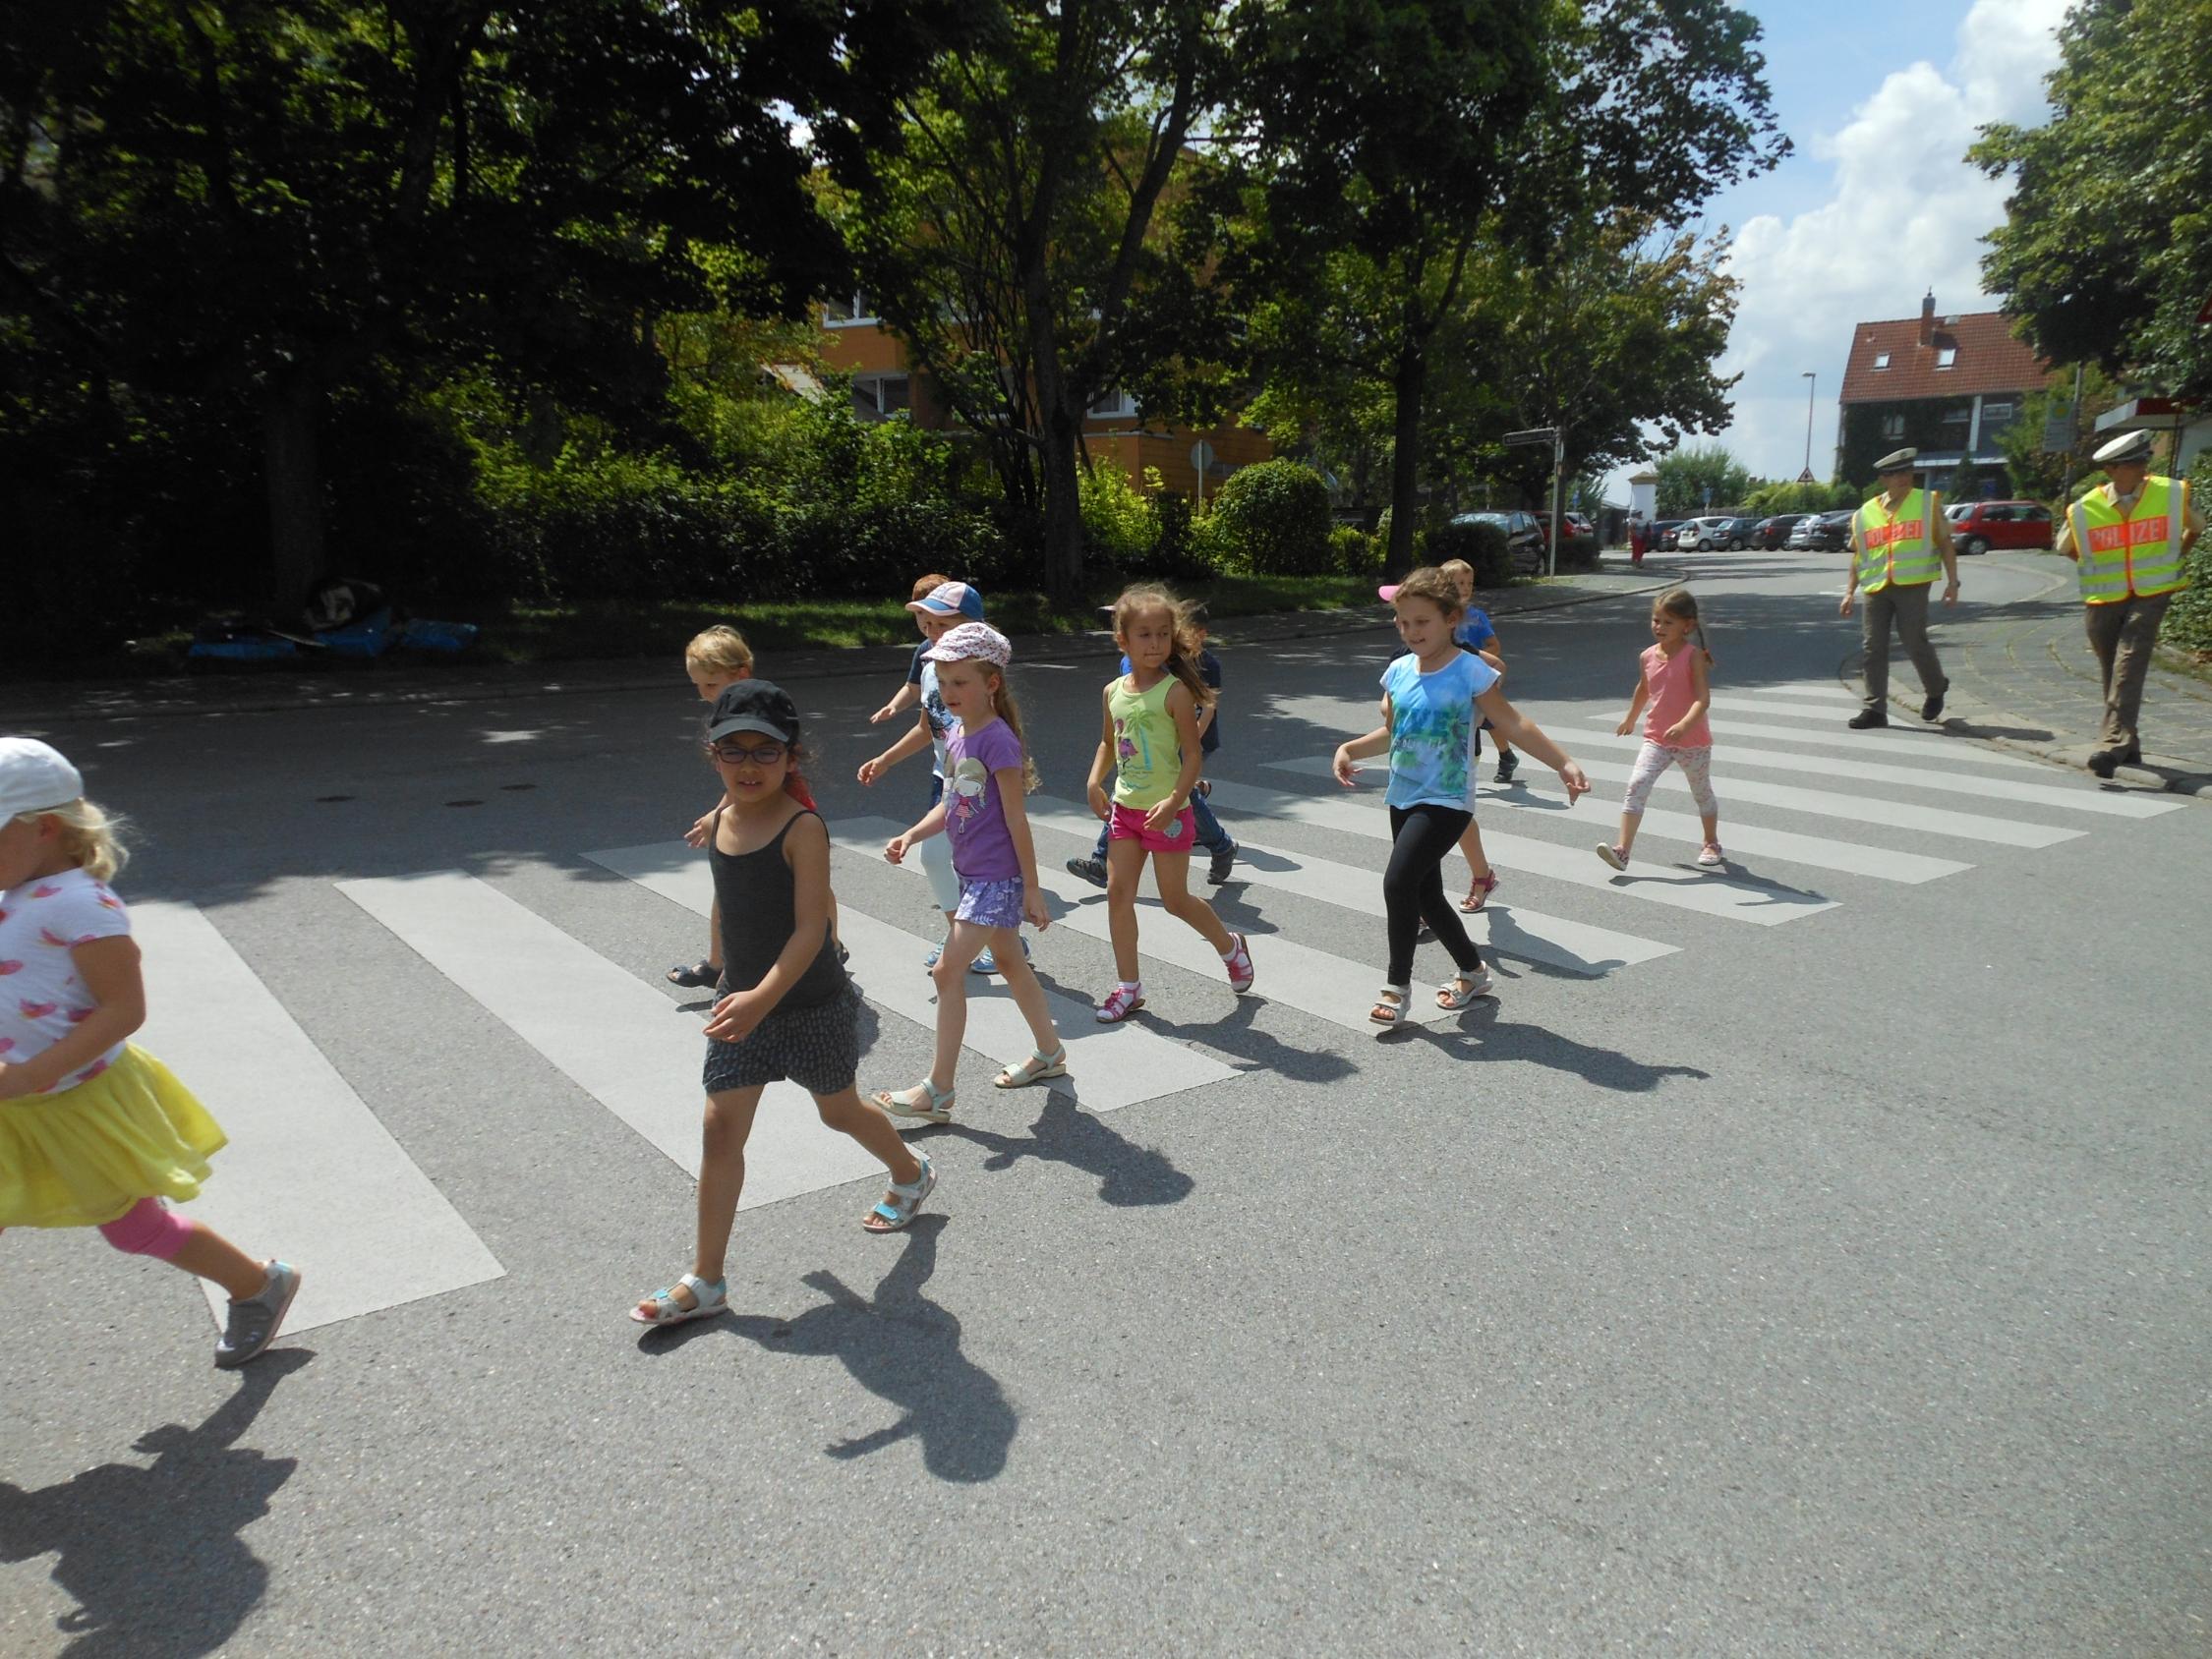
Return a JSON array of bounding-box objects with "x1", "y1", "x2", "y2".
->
[{"x1": 1384, "y1": 803, "x2": 1484, "y2": 985}]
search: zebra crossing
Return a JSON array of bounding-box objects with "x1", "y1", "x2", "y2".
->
[{"x1": 138, "y1": 682, "x2": 2183, "y2": 1337}]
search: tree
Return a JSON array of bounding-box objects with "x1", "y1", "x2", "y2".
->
[
  {"x1": 839, "y1": 0, "x2": 1223, "y2": 594},
  {"x1": 1972, "y1": 0, "x2": 2212, "y2": 398},
  {"x1": 1429, "y1": 214, "x2": 1741, "y2": 503},
  {"x1": 1, "y1": 1, "x2": 961, "y2": 601},
  {"x1": 1654, "y1": 443, "x2": 1754, "y2": 517},
  {"x1": 1224, "y1": 0, "x2": 1784, "y2": 571},
  {"x1": 1991, "y1": 365, "x2": 2123, "y2": 501}
]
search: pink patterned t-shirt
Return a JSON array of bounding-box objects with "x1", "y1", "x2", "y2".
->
[{"x1": 0, "y1": 866, "x2": 132, "y2": 1093}]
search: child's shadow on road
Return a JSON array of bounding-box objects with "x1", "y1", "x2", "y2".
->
[
  {"x1": 934, "y1": 1092, "x2": 1194, "y2": 1208},
  {"x1": 1388, "y1": 1001, "x2": 1713, "y2": 1093},
  {"x1": 711, "y1": 1218, "x2": 1017, "y2": 1484},
  {"x1": 0, "y1": 1348, "x2": 312, "y2": 1657}
]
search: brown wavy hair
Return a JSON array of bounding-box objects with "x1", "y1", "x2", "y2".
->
[
  {"x1": 1655, "y1": 586, "x2": 1716, "y2": 664},
  {"x1": 1109, "y1": 585, "x2": 1214, "y2": 708},
  {"x1": 1389, "y1": 565, "x2": 1466, "y2": 619}
]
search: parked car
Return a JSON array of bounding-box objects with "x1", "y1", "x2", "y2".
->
[
  {"x1": 1794, "y1": 509, "x2": 1854, "y2": 550},
  {"x1": 1645, "y1": 519, "x2": 1687, "y2": 551},
  {"x1": 1450, "y1": 510, "x2": 1547, "y2": 574},
  {"x1": 1945, "y1": 498, "x2": 2055, "y2": 554},
  {"x1": 1675, "y1": 514, "x2": 1754, "y2": 550},
  {"x1": 1753, "y1": 512, "x2": 1813, "y2": 549}
]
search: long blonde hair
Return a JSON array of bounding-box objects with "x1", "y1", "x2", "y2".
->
[
  {"x1": 1110, "y1": 585, "x2": 1214, "y2": 708},
  {"x1": 15, "y1": 798, "x2": 129, "y2": 883}
]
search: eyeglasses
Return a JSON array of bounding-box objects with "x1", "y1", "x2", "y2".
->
[{"x1": 704, "y1": 739, "x2": 789, "y2": 766}]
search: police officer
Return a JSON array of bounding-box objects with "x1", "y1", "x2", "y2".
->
[
  {"x1": 1840, "y1": 447, "x2": 1959, "y2": 728},
  {"x1": 2055, "y1": 429, "x2": 2203, "y2": 776}
]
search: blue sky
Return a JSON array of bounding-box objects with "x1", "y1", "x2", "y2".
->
[{"x1": 1607, "y1": 0, "x2": 2074, "y2": 496}]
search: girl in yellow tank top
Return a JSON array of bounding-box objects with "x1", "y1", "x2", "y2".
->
[{"x1": 1083, "y1": 588, "x2": 1254, "y2": 1022}]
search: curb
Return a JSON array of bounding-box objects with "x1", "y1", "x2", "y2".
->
[{"x1": 2, "y1": 573, "x2": 1676, "y2": 727}]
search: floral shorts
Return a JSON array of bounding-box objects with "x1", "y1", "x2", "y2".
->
[{"x1": 955, "y1": 877, "x2": 1026, "y2": 930}]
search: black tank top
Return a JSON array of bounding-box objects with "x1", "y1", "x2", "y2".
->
[{"x1": 709, "y1": 808, "x2": 845, "y2": 1009}]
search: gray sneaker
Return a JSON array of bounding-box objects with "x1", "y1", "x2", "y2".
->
[
  {"x1": 1065, "y1": 855, "x2": 1108, "y2": 888},
  {"x1": 1206, "y1": 841, "x2": 1238, "y2": 886},
  {"x1": 215, "y1": 1261, "x2": 302, "y2": 1369}
]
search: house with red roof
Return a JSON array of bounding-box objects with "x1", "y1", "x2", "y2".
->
[{"x1": 1835, "y1": 294, "x2": 2048, "y2": 496}]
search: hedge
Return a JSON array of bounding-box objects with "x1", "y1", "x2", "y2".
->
[{"x1": 1205, "y1": 459, "x2": 1334, "y2": 575}]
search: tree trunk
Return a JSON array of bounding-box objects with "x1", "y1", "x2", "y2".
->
[
  {"x1": 1037, "y1": 399, "x2": 1085, "y2": 597},
  {"x1": 1387, "y1": 343, "x2": 1426, "y2": 574},
  {"x1": 262, "y1": 364, "x2": 326, "y2": 605}
]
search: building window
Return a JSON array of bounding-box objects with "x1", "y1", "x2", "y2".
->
[
  {"x1": 851, "y1": 373, "x2": 909, "y2": 420},
  {"x1": 1980, "y1": 399, "x2": 2017, "y2": 429},
  {"x1": 1941, "y1": 401, "x2": 1970, "y2": 426},
  {"x1": 1937, "y1": 346, "x2": 1957, "y2": 369},
  {"x1": 1874, "y1": 353, "x2": 1892, "y2": 370},
  {"x1": 823, "y1": 291, "x2": 879, "y2": 327},
  {"x1": 1088, "y1": 387, "x2": 1138, "y2": 419},
  {"x1": 1880, "y1": 413, "x2": 1905, "y2": 439}
]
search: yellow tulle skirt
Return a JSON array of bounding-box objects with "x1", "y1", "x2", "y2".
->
[{"x1": 0, "y1": 1045, "x2": 227, "y2": 1230}]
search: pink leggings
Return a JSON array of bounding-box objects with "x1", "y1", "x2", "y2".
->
[
  {"x1": 1622, "y1": 740, "x2": 1718, "y2": 816},
  {"x1": 98, "y1": 1197, "x2": 196, "y2": 1259}
]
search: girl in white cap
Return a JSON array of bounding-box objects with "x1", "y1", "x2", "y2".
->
[
  {"x1": 0, "y1": 738, "x2": 300, "y2": 1366},
  {"x1": 872, "y1": 622, "x2": 1068, "y2": 1123}
]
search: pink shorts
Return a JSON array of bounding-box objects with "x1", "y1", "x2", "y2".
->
[{"x1": 1109, "y1": 801, "x2": 1196, "y2": 854}]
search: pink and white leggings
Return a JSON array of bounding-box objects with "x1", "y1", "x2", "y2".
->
[{"x1": 1622, "y1": 741, "x2": 1718, "y2": 816}]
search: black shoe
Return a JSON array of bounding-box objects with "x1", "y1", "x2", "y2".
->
[
  {"x1": 1494, "y1": 750, "x2": 1518, "y2": 783},
  {"x1": 1920, "y1": 690, "x2": 1946, "y2": 722},
  {"x1": 1065, "y1": 855, "x2": 1108, "y2": 888},
  {"x1": 1206, "y1": 841, "x2": 1238, "y2": 886},
  {"x1": 2121, "y1": 743, "x2": 2142, "y2": 765},
  {"x1": 1847, "y1": 709, "x2": 1888, "y2": 729},
  {"x1": 2086, "y1": 749, "x2": 2119, "y2": 779}
]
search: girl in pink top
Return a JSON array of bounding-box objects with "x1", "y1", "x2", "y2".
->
[{"x1": 1597, "y1": 588, "x2": 1723, "y2": 871}]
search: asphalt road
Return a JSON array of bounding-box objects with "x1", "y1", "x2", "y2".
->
[{"x1": 4, "y1": 550, "x2": 2206, "y2": 1657}]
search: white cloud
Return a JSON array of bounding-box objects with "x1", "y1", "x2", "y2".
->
[{"x1": 1617, "y1": 0, "x2": 2072, "y2": 496}]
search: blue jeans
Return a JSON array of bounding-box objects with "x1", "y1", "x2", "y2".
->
[{"x1": 1091, "y1": 780, "x2": 1232, "y2": 860}]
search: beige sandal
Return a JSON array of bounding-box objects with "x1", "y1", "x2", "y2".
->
[{"x1": 993, "y1": 1044, "x2": 1069, "y2": 1089}]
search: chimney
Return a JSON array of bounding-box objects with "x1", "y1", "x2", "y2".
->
[{"x1": 1919, "y1": 291, "x2": 1935, "y2": 348}]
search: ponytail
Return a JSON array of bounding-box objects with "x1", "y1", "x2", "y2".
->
[{"x1": 1655, "y1": 587, "x2": 1716, "y2": 668}]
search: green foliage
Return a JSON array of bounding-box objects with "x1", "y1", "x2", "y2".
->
[
  {"x1": 1079, "y1": 463, "x2": 1161, "y2": 569},
  {"x1": 1329, "y1": 524, "x2": 1381, "y2": 576},
  {"x1": 1204, "y1": 460, "x2": 1335, "y2": 575},
  {"x1": 1974, "y1": 0, "x2": 2212, "y2": 399},
  {"x1": 1654, "y1": 444, "x2": 1756, "y2": 517},
  {"x1": 1553, "y1": 535, "x2": 1601, "y2": 575},
  {"x1": 1742, "y1": 479, "x2": 1855, "y2": 515},
  {"x1": 2161, "y1": 447, "x2": 2212, "y2": 654},
  {"x1": 1428, "y1": 520, "x2": 1514, "y2": 590},
  {"x1": 1993, "y1": 367, "x2": 2125, "y2": 502}
]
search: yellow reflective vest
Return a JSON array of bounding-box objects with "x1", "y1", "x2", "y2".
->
[
  {"x1": 2066, "y1": 477, "x2": 2190, "y2": 604},
  {"x1": 1853, "y1": 489, "x2": 1943, "y2": 594}
]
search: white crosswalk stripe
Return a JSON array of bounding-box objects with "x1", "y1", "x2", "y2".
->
[
  {"x1": 1260, "y1": 755, "x2": 2078, "y2": 850},
  {"x1": 840, "y1": 815, "x2": 1458, "y2": 1028},
  {"x1": 1553, "y1": 724, "x2": 2182, "y2": 818},
  {"x1": 1207, "y1": 777, "x2": 1839, "y2": 924},
  {"x1": 584, "y1": 839, "x2": 1238, "y2": 1110},
  {"x1": 1699, "y1": 716, "x2": 2050, "y2": 769},
  {"x1": 136, "y1": 901, "x2": 504, "y2": 1336},
  {"x1": 1255, "y1": 760, "x2": 1973, "y2": 884},
  {"x1": 1022, "y1": 798, "x2": 1680, "y2": 975}
]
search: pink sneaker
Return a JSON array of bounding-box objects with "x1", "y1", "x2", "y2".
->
[
  {"x1": 1095, "y1": 985, "x2": 1145, "y2": 1024},
  {"x1": 1223, "y1": 932, "x2": 1254, "y2": 994}
]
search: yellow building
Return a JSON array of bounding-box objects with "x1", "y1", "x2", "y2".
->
[{"x1": 818, "y1": 292, "x2": 1270, "y2": 499}]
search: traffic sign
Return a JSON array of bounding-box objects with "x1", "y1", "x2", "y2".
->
[{"x1": 1502, "y1": 428, "x2": 1557, "y2": 448}]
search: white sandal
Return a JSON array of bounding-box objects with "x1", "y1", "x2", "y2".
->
[
  {"x1": 629, "y1": 1272, "x2": 728, "y2": 1327},
  {"x1": 1437, "y1": 967, "x2": 1493, "y2": 1008},
  {"x1": 1369, "y1": 984, "x2": 1411, "y2": 1026},
  {"x1": 994, "y1": 1045, "x2": 1069, "y2": 1089}
]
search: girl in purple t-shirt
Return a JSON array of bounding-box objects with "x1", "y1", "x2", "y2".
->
[{"x1": 873, "y1": 624, "x2": 1068, "y2": 1124}]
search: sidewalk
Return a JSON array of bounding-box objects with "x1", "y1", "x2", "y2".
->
[
  {"x1": 0, "y1": 568, "x2": 1673, "y2": 727},
  {"x1": 1856, "y1": 551, "x2": 2212, "y2": 796}
]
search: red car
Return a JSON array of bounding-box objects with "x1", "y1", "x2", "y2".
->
[{"x1": 1944, "y1": 499, "x2": 2055, "y2": 555}]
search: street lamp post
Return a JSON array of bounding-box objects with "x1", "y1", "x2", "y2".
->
[{"x1": 1801, "y1": 371, "x2": 1817, "y2": 479}]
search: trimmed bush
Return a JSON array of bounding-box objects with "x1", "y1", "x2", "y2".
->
[
  {"x1": 1206, "y1": 459, "x2": 1334, "y2": 574},
  {"x1": 1554, "y1": 534, "x2": 1601, "y2": 574},
  {"x1": 2161, "y1": 448, "x2": 2212, "y2": 653},
  {"x1": 1427, "y1": 518, "x2": 1513, "y2": 589},
  {"x1": 1329, "y1": 523, "x2": 1380, "y2": 575}
]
